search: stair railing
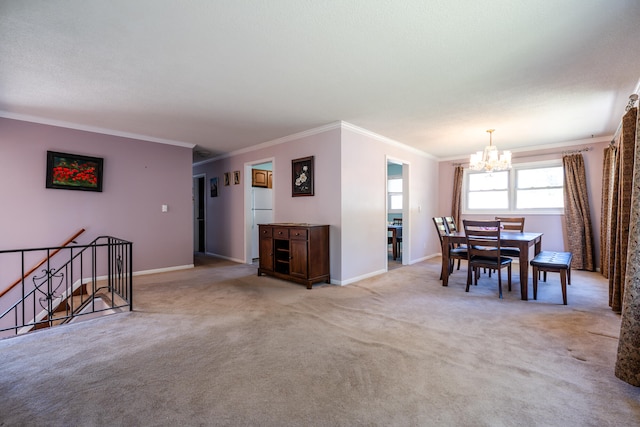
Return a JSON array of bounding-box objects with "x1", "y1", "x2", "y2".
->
[{"x1": 0, "y1": 234, "x2": 133, "y2": 338}]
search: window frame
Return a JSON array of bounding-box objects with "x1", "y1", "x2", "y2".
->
[
  {"x1": 462, "y1": 159, "x2": 564, "y2": 215},
  {"x1": 387, "y1": 175, "x2": 403, "y2": 213}
]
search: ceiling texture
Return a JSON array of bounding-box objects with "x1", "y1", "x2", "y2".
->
[{"x1": 2, "y1": 0, "x2": 640, "y2": 162}]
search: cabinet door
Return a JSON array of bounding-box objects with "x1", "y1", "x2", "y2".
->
[
  {"x1": 252, "y1": 169, "x2": 269, "y2": 187},
  {"x1": 290, "y1": 238, "x2": 308, "y2": 278},
  {"x1": 259, "y1": 237, "x2": 273, "y2": 271}
]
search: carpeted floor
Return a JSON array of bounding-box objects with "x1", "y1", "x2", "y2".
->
[{"x1": 0, "y1": 255, "x2": 638, "y2": 426}]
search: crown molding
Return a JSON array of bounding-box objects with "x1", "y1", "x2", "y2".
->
[
  {"x1": 340, "y1": 121, "x2": 437, "y2": 159},
  {"x1": 438, "y1": 134, "x2": 614, "y2": 162},
  {"x1": 0, "y1": 111, "x2": 196, "y2": 149},
  {"x1": 195, "y1": 121, "x2": 344, "y2": 166}
]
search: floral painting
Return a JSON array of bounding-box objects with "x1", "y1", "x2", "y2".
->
[
  {"x1": 46, "y1": 151, "x2": 103, "y2": 192},
  {"x1": 292, "y1": 156, "x2": 314, "y2": 197}
]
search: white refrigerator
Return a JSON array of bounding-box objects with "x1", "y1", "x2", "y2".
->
[{"x1": 251, "y1": 187, "x2": 273, "y2": 259}]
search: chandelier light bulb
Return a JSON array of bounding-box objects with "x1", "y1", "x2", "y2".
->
[{"x1": 469, "y1": 129, "x2": 512, "y2": 172}]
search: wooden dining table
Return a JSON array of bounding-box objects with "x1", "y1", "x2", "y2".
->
[{"x1": 440, "y1": 230, "x2": 543, "y2": 300}]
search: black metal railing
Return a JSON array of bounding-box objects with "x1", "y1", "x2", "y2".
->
[{"x1": 0, "y1": 236, "x2": 132, "y2": 338}]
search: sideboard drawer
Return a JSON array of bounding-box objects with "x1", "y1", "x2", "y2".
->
[
  {"x1": 259, "y1": 226, "x2": 273, "y2": 238},
  {"x1": 290, "y1": 228, "x2": 308, "y2": 240},
  {"x1": 273, "y1": 228, "x2": 290, "y2": 239}
]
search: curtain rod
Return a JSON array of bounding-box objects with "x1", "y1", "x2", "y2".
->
[
  {"x1": 450, "y1": 146, "x2": 593, "y2": 166},
  {"x1": 561, "y1": 146, "x2": 592, "y2": 155},
  {"x1": 612, "y1": 93, "x2": 639, "y2": 141}
]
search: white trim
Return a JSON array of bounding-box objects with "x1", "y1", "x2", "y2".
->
[
  {"x1": 132, "y1": 264, "x2": 195, "y2": 276},
  {"x1": 194, "y1": 120, "x2": 436, "y2": 167},
  {"x1": 193, "y1": 122, "x2": 344, "y2": 166},
  {"x1": 439, "y1": 135, "x2": 612, "y2": 162},
  {"x1": 335, "y1": 269, "x2": 387, "y2": 286},
  {"x1": 0, "y1": 111, "x2": 196, "y2": 148},
  {"x1": 342, "y1": 121, "x2": 436, "y2": 159},
  {"x1": 205, "y1": 252, "x2": 245, "y2": 264}
]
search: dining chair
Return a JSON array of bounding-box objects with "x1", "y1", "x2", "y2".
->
[
  {"x1": 443, "y1": 216, "x2": 456, "y2": 233},
  {"x1": 463, "y1": 219, "x2": 512, "y2": 298},
  {"x1": 495, "y1": 216, "x2": 525, "y2": 258},
  {"x1": 495, "y1": 217, "x2": 525, "y2": 231},
  {"x1": 393, "y1": 218, "x2": 403, "y2": 225},
  {"x1": 433, "y1": 217, "x2": 467, "y2": 279}
]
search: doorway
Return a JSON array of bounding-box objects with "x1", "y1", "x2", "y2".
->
[
  {"x1": 244, "y1": 159, "x2": 275, "y2": 264},
  {"x1": 386, "y1": 158, "x2": 409, "y2": 268},
  {"x1": 193, "y1": 174, "x2": 206, "y2": 253}
]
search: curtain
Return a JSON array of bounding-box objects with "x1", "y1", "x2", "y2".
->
[
  {"x1": 615, "y1": 106, "x2": 640, "y2": 386},
  {"x1": 600, "y1": 144, "x2": 617, "y2": 279},
  {"x1": 451, "y1": 165, "x2": 464, "y2": 228},
  {"x1": 609, "y1": 107, "x2": 637, "y2": 312},
  {"x1": 562, "y1": 153, "x2": 595, "y2": 271}
]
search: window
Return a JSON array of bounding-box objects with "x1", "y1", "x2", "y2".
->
[
  {"x1": 388, "y1": 176, "x2": 403, "y2": 211},
  {"x1": 463, "y1": 160, "x2": 563, "y2": 214}
]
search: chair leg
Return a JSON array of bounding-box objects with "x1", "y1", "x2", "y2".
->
[
  {"x1": 532, "y1": 267, "x2": 538, "y2": 300},
  {"x1": 466, "y1": 267, "x2": 472, "y2": 292},
  {"x1": 497, "y1": 268, "x2": 503, "y2": 299},
  {"x1": 560, "y1": 270, "x2": 567, "y2": 305},
  {"x1": 507, "y1": 264, "x2": 512, "y2": 294},
  {"x1": 457, "y1": 259, "x2": 461, "y2": 270}
]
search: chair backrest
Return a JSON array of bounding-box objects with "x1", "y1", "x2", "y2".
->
[
  {"x1": 495, "y1": 217, "x2": 525, "y2": 232},
  {"x1": 393, "y1": 218, "x2": 403, "y2": 225},
  {"x1": 443, "y1": 216, "x2": 458, "y2": 233},
  {"x1": 432, "y1": 217, "x2": 448, "y2": 245},
  {"x1": 463, "y1": 219, "x2": 502, "y2": 259}
]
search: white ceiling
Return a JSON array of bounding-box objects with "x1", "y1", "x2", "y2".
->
[{"x1": 2, "y1": 1, "x2": 640, "y2": 161}]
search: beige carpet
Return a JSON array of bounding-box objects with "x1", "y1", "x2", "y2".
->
[{"x1": 1, "y1": 255, "x2": 638, "y2": 426}]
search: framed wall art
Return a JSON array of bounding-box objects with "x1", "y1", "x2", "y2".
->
[
  {"x1": 292, "y1": 156, "x2": 314, "y2": 197},
  {"x1": 233, "y1": 170, "x2": 240, "y2": 185},
  {"x1": 210, "y1": 177, "x2": 218, "y2": 197},
  {"x1": 45, "y1": 150, "x2": 104, "y2": 192},
  {"x1": 224, "y1": 172, "x2": 230, "y2": 186}
]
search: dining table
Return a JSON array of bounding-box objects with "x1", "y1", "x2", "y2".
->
[
  {"x1": 440, "y1": 230, "x2": 543, "y2": 300},
  {"x1": 388, "y1": 225, "x2": 402, "y2": 260}
]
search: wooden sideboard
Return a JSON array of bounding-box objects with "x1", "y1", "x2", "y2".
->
[{"x1": 257, "y1": 223, "x2": 330, "y2": 289}]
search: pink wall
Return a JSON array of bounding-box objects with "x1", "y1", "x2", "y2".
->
[
  {"x1": 192, "y1": 126, "x2": 342, "y2": 275},
  {"x1": 340, "y1": 126, "x2": 440, "y2": 281},
  {"x1": 438, "y1": 141, "x2": 608, "y2": 268},
  {"x1": 193, "y1": 123, "x2": 441, "y2": 284},
  {"x1": 0, "y1": 118, "x2": 194, "y2": 272}
]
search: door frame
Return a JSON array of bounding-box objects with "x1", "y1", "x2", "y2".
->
[
  {"x1": 243, "y1": 157, "x2": 275, "y2": 264},
  {"x1": 386, "y1": 156, "x2": 410, "y2": 268},
  {"x1": 193, "y1": 173, "x2": 206, "y2": 253}
]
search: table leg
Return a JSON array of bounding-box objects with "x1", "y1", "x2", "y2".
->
[
  {"x1": 519, "y1": 242, "x2": 529, "y2": 300},
  {"x1": 392, "y1": 230, "x2": 397, "y2": 260},
  {"x1": 442, "y1": 238, "x2": 450, "y2": 286}
]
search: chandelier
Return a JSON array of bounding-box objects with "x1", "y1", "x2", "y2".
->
[{"x1": 469, "y1": 129, "x2": 512, "y2": 172}]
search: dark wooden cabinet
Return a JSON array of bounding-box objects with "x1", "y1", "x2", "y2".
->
[{"x1": 257, "y1": 224, "x2": 330, "y2": 289}]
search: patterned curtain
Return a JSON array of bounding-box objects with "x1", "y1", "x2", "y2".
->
[
  {"x1": 451, "y1": 165, "x2": 464, "y2": 229},
  {"x1": 615, "y1": 106, "x2": 640, "y2": 386},
  {"x1": 600, "y1": 144, "x2": 617, "y2": 279},
  {"x1": 610, "y1": 107, "x2": 637, "y2": 312},
  {"x1": 562, "y1": 154, "x2": 595, "y2": 271}
]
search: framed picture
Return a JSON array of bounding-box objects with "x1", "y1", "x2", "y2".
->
[
  {"x1": 233, "y1": 170, "x2": 240, "y2": 185},
  {"x1": 46, "y1": 150, "x2": 103, "y2": 192},
  {"x1": 224, "y1": 172, "x2": 230, "y2": 186},
  {"x1": 292, "y1": 156, "x2": 314, "y2": 197},
  {"x1": 210, "y1": 177, "x2": 218, "y2": 197}
]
